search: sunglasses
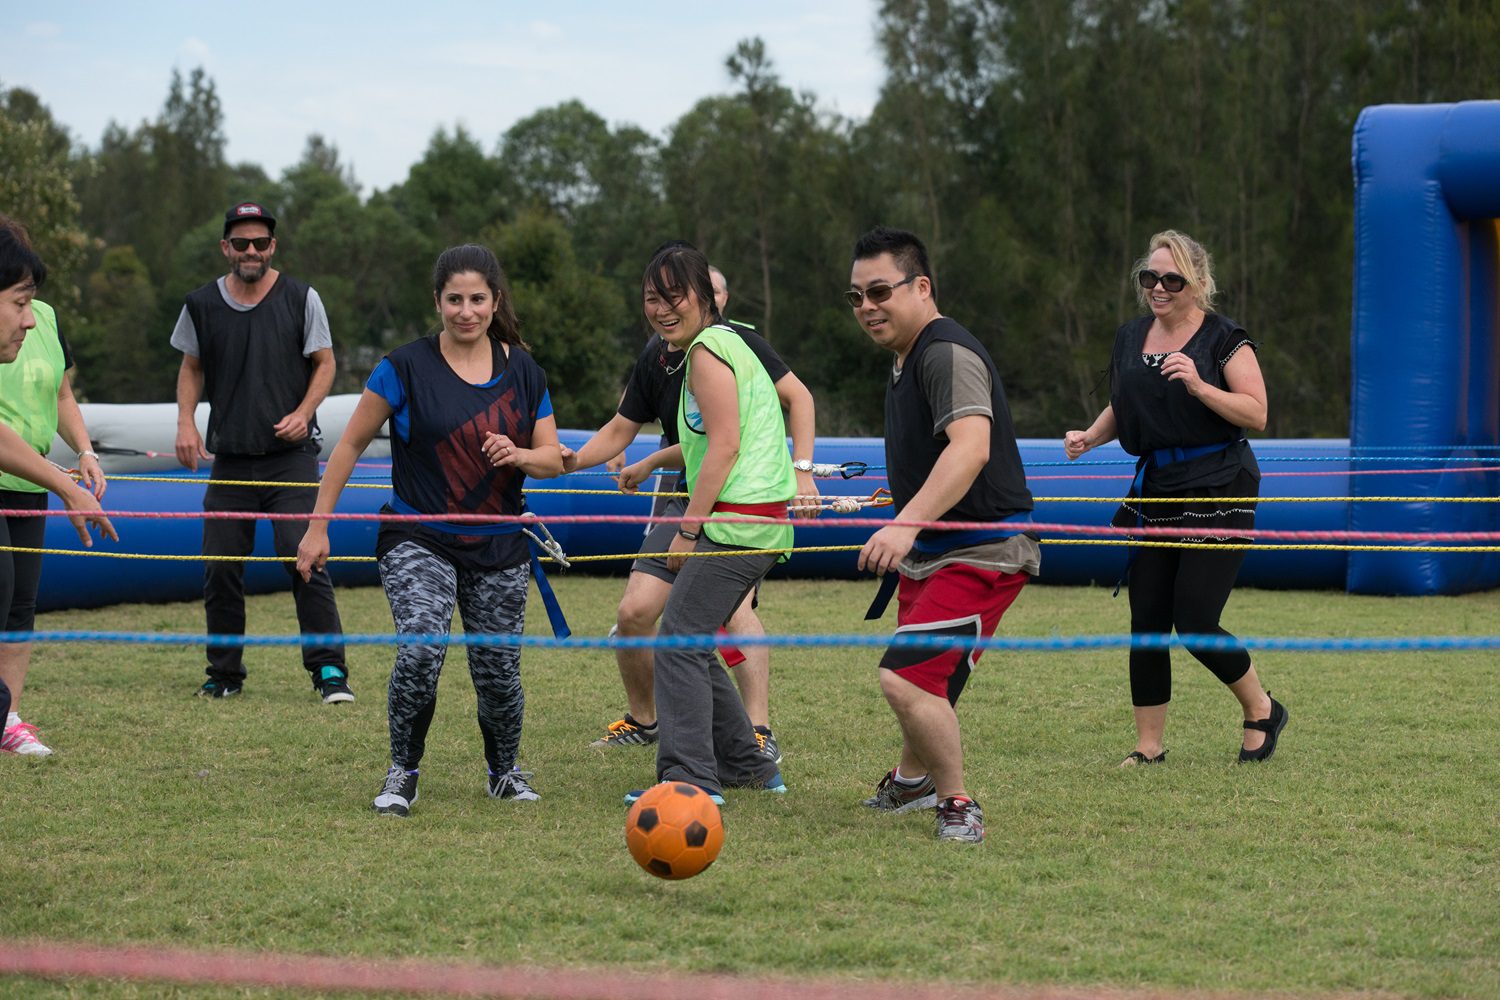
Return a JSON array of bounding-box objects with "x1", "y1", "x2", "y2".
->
[
  {"x1": 228, "y1": 236, "x2": 272, "y2": 252},
  {"x1": 844, "y1": 274, "x2": 918, "y2": 308},
  {"x1": 1137, "y1": 269, "x2": 1188, "y2": 293}
]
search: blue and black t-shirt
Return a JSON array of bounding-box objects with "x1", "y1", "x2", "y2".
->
[{"x1": 367, "y1": 334, "x2": 553, "y2": 571}]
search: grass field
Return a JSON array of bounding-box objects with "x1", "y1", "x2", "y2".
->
[{"x1": 2, "y1": 576, "x2": 1498, "y2": 999}]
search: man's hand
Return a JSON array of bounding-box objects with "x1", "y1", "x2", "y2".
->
[
  {"x1": 273, "y1": 411, "x2": 311, "y2": 442},
  {"x1": 175, "y1": 425, "x2": 211, "y2": 472},
  {"x1": 857, "y1": 523, "x2": 920, "y2": 576}
]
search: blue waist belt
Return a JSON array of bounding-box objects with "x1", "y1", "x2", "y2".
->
[
  {"x1": 865, "y1": 512, "x2": 1034, "y2": 621},
  {"x1": 389, "y1": 498, "x2": 571, "y2": 638},
  {"x1": 1115, "y1": 438, "x2": 1240, "y2": 597}
]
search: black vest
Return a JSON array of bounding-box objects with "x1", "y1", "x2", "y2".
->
[
  {"x1": 885, "y1": 318, "x2": 1033, "y2": 545},
  {"x1": 185, "y1": 275, "x2": 316, "y2": 456}
]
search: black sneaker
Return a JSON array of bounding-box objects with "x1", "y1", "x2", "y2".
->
[
  {"x1": 589, "y1": 714, "x2": 658, "y2": 748},
  {"x1": 935, "y1": 796, "x2": 984, "y2": 843},
  {"x1": 753, "y1": 726, "x2": 783, "y2": 766},
  {"x1": 487, "y1": 768, "x2": 540, "y2": 801},
  {"x1": 196, "y1": 679, "x2": 243, "y2": 699},
  {"x1": 374, "y1": 767, "x2": 418, "y2": 816},
  {"x1": 313, "y1": 666, "x2": 355, "y2": 704}
]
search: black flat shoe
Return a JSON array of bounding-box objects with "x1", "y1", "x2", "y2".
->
[
  {"x1": 1119, "y1": 749, "x2": 1167, "y2": 767},
  {"x1": 1239, "y1": 695, "x2": 1288, "y2": 762}
]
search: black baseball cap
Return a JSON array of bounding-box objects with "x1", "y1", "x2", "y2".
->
[{"x1": 223, "y1": 202, "x2": 276, "y2": 237}]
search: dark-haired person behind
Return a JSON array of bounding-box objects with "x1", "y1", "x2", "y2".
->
[
  {"x1": 618, "y1": 243, "x2": 790, "y2": 805},
  {"x1": 850, "y1": 225, "x2": 1039, "y2": 845},
  {"x1": 0, "y1": 221, "x2": 116, "y2": 728},
  {"x1": 0, "y1": 215, "x2": 109, "y2": 757},
  {"x1": 1064, "y1": 229, "x2": 1285, "y2": 767},
  {"x1": 296, "y1": 245, "x2": 563, "y2": 817}
]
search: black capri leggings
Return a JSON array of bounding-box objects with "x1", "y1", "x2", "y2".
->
[
  {"x1": 1126, "y1": 544, "x2": 1251, "y2": 706},
  {"x1": 0, "y1": 490, "x2": 49, "y2": 636}
]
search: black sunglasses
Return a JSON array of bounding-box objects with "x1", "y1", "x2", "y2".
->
[
  {"x1": 228, "y1": 236, "x2": 272, "y2": 252},
  {"x1": 1138, "y1": 269, "x2": 1187, "y2": 293},
  {"x1": 845, "y1": 274, "x2": 918, "y2": 308}
]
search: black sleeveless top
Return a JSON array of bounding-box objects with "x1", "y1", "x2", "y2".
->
[{"x1": 885, "y1": 318, "x2": 1032, "y2": 547}]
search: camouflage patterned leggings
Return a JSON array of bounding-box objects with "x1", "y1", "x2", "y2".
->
[{"x1": 379, "y1": 541, "x2": 528, "y2": 773}]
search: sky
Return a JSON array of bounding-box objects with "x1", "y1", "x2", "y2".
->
[{"x1": 2, "y1": 1, "x2": 886, "y2": 194}]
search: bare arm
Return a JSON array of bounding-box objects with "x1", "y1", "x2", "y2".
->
[
  {"x1": 858, "y1": 414, "x2": 990, "y2": 575},
  {"x1": 56, "y1": 372, "x2": 105, "y2": 498},
  {"x1": 666, "y1": 349, "x2": 741, "y2": 571},
  {"x1": 295, "y1": 389, "x2": 391, "y2": 580},
  {"x1": 275, "y1": 347, "x2": 337, "y2": 442},
  {"x1": 0, "y1": 423, "x2": 116, "y2": 545},
  {"x1": 556, "y1": 411, "x2": 647, "y2": 476},
  {"x1": 175, "y1": 354, "x2": 211, "y2": 471},
  {"x1": 619, "y1": 444, "x2": 684, "y2": 492},
  {"x1": 774, "y1": 370, "x2": 820, "y2": 518},
  {"x1": 1064, "y1": 404, "x2": 1117, "y2": 460},
  {"x1": 1173, "y1": 346, "x2": 1268, "y2": 432}
]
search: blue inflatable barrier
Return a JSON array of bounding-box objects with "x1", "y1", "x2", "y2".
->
[{"x1": 37, "y1": 433, "x2": 1361, "y2": 612}]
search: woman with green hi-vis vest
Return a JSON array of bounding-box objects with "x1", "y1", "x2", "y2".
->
[
  {"x1": 0, "y1": 215, "x2": 113, "y2": 757},
  {"x1": 622, "y1": 242, "x2": 792, "y2": 804}
]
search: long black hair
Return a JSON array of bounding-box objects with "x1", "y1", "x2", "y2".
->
[
  {"x1": 431, "y1": 244, "x2": 526, "y2": 349},
  {"x1": 642, "y1": 241, "x2": 722, "y2": 331},
  {"x1": 0, "y1": 215, "x2": 47, "y2": 292}
]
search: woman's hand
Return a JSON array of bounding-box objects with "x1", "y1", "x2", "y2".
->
[
  {"x1": 618, "y1": 460, "x2": 653, "y2": 493},
  {"x1": 295, "y1": 526, "x2": 330, "y2": 583},
  {"x1": 59, "y1": 485, "x2": 117, "y2": 546},
  {"x1": 77, "y1": 453, "x2": 107, "y2": 499},
  {"x1": 1160, "y1": 352, "x2": 1206, "y2": 396},
  {"x1": 1063, "y1": 430, "x2": 1092, "y2": 461},
  {"x1": 483, "y1": 432, "x2": 524, "y2": 468},
  {"x1": 792, "y1": 469, "x2": 821, "y2": 519},
  {"x1": 665, "y1": 529, "x2": 696, "y2": 574}
]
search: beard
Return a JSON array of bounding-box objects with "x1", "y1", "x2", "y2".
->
[{"x1": 233, "y1": 259, "x2": 267, "y2": 283}]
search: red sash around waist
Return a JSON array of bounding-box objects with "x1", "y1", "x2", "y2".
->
[{"x1": 711, "y1": 500, "x2": 788, "y2": 518}]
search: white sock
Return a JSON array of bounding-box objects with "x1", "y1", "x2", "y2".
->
[
  {"x1": 6, "y1": 712, "x2": 20, "y2": 728},
  {"x1": 893, "y1": 767, "x2": 927, "y2": 786}
]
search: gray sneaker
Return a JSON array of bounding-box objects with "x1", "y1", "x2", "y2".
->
[
  {"x1": 589, "y1": 714, "x2": 658, "y2": 749},
  {"x1": 753, "y1": 727, "x2": 783, "y2": 766},
  {"x1": 488, "y1": 768, "x2": 540, "y2": 801},
  {"x1": 862, "y1": 769, "x2": 938, "y2": 813},
  {"x1": 935, "y1": 796, "x2": 984, "y2": 843}
]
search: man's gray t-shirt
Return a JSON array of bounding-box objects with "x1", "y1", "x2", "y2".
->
[{"x1": 171, "y1": 276, "x2": 332, "y2": 357}]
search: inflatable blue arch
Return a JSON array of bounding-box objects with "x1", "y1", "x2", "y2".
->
[
  {"x1": 1349, "y1": 101, "x2": 1500, "y2": 594},
  {"x1": 27, "y1": 101, "x2": 1500, "y2": 611}
]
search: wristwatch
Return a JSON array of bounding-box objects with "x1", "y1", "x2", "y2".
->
[
  {"x1": 677, "y1": 527, "x2": 701, "y2": 541},
  {"x1": 792, "y1": 459, "x2": 814, "y2": 473}
]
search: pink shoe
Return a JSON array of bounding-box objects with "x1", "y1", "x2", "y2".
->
[{"x1": 1, "y1": 721, "x2": 54, "y2": 756}]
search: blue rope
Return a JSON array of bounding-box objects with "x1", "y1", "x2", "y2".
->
[{"x1": 8, "y1": 629, "x2": 1500, "y2": 653}]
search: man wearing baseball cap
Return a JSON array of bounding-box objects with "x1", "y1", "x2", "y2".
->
[{"x1": 171, "y1": 202, "x2": 351, "y2": 704}]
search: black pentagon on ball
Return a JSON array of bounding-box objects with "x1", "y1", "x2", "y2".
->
[
  {"x1": 648, "y1": 858, "x2": 673, "y2": 877},
  {"x1": 683, "y1": 820, "x2": 709, "y2": 848},
  {"x1": 673, "y1": 783, "x2": 700, "y2": 797},
  {"x1": 635, "y1": 807, "x2": 660, "y2": 832}
]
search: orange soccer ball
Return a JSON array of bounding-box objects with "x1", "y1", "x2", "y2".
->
[{"x1": 625, "y1": 782, "x2": 725, "y2": 880}]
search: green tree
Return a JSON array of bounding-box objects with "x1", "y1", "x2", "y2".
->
[{"x1": 72, "y1": 245, "x2": 159, "y2": 401}]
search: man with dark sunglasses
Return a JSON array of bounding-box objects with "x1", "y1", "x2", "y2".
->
[
  {"x1": 850, "y1": 226, "x2": 1039, "y2": 845},
  {"x1": 170, "y1": 201, "x2": 350, "y2": 705}
]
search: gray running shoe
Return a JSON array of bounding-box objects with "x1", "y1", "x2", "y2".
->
[
  {"x1": 862, "y1": 769, "x2": 938, "y2": 813},
  {"x1": 374, "y1": 767, "x2": 418, "y2": 817},
  {"x1": 488, "y1": 768, "x2": 540, "y2": 801},
  {"x1": 935, "y1": 796, "x2": 984, "y2": 843},
  {"x1": 589, "y1": 714, "x2": 658, "y2": 749}
]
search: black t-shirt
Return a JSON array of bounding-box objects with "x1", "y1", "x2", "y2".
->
[
  {"x1": 375, "y1": 335, "x2": 551, "y2": 572},
  {"x1": 1110, "y1": 312, "x2": 1260, "y2": 491},
  {"x1": 618, "y1": 321, "x2": 791, "y2": 445}
]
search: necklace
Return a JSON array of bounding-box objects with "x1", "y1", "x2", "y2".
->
[{"x1": 658, "y1": 348, "x2": 687, "y2": 375}]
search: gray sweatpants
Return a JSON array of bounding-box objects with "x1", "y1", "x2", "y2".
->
[{"x1": 654, "y1": 537, "x2": 780, "y2": 794}]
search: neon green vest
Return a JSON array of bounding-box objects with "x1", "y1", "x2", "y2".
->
[
  {"x1": 678, "y1": 325, "x2": 795, "y2": 556},
  {"x1": 0, "y1": 300, "x2": 65, "y2": 493}
]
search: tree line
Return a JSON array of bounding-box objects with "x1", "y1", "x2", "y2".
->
[{"x1": 2, "y1": 0, "x2": 1496, "y2": 437}]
